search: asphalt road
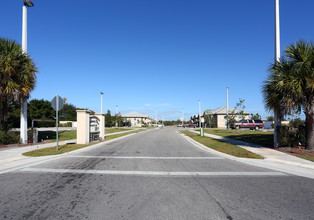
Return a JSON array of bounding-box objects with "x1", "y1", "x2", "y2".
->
[{"x1": 0, "y1": 127, "x2": 313, "y2": 219}]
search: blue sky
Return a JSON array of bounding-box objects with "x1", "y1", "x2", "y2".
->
[{"x1": 1, "y1": 0, "x2": 314, "y2": 120}]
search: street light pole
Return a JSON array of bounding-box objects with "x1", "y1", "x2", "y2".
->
[
  {"x1": 274, "y1": 0, "x2": 281, "y2": 147},
  {"x1": 20, "y1": 0, "x2": 34, "y2": 144},
  {"x1": 226, "y1": 87, "x2": 229, "y2": 129},
  {"x1": 155, "y1": 107, "x2": 158, "y2": 127},
  {"x1": 116, "y1": 105, "x2": 118, "y2": 127},
  {"x1": 182, "y1": 109, "x2": 184, "y2": 127},
  {"x1": 100, "y1": 92, "x2": 103, "y2": 114},
  {"x1": 198, "y1": 100, "x2": 201, "y2": 128}
]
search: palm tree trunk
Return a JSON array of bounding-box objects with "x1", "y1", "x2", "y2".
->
[
  {"x1": 1, "y1": 96, "x2": 8, "y2": 131},
  {"x1": 0, "y1": 94, "x2": 3, "y2": 131},
  {"x1": 305, "y1": 101, "x2": 314, "y2": 150}
]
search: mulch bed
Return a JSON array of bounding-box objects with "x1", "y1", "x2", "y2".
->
[{"x1": 276, "y1": 147, "x2": 314, "y2": 158}]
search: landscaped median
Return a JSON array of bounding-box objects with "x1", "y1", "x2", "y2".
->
[
  {"x1": 180, "y1": 130, "x2": 264, "y2": 159},
  {"x1": 23, "y1": 129, "x2": 145, "y2": 157}
]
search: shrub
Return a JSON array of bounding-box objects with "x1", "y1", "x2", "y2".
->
[
  {"x1": 34, "y1": 121, "x2": 56, "y2": 128},
  {"x1": 0, "y1": 131, "x2": 20, "y2": 144},
  {"x1": 276, "y1": 126, "x2": 306, "y2": 147}
]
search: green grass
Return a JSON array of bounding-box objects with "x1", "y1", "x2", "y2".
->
[
  {"x1": 23, "y1": 130, "x2": 143, "y2": 157},
  {"x1": 295, "y1": 155, "x2": 314, "y2": 162},
  {"x1": 181, "y1": 130, "x2": 263, "y2": 159},
  {"x1": 38, "y1": 130, "x2": 76, "y2": 142},
  {"x1": 105, "y1": 127, "x2": 134, "y2": 134},
  {"x1": 200, "y1": 128, "x2": 274, "y2": 148}
]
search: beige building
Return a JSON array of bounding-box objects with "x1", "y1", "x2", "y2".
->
[
  {"x1": 204, "y1": 106, "x2": 251, "y2": 128},
  {"x1": 121, "y1": 111, "x2": 153, "y2": 127}
]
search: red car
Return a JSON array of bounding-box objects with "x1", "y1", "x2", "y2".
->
[
  {"x1": 230, "y1": 119, "x2": 264, "y2": 130},
  {"x1": 183, "y1": 123, "x2": 197, "y2": 128}
]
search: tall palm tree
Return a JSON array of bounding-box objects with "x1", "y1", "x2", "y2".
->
[
  {"x1": 263, "y1": 40, "x2": 314, "y2": 149},
  {"x1": 0, "y1": 38, "x2": 37, "y2": 132}
]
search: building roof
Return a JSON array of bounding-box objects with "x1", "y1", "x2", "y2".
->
[
  {"x1": 205, "y1": 106, "x2": 250, "y2": 115},
  {"x1": 121, "y1": 111, "x2": 151, "y2": 118}
]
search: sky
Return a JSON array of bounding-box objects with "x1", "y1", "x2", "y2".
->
[{"x1": 1, "y1": 0, "x2": 314, "y2": 121}]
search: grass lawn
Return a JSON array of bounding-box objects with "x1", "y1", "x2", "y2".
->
[
  {"x1": 23, "y1": 130, "x2": 143, "y2": 157},
  {"x1": 181, "y1": 130, "x2": 263, "y2": 159},
  {"x1": 295, "y1": 155, "x2": 314, "y2": 162},
  {"x1": 200, "y1": 128, "x2": 274, "y2": 148},
  {"x1": 105, "y1": 127, "x2": 134, "y2": 134},
  {"x1": 38, "y1": 130, "x2": 76, "y2": 142}
]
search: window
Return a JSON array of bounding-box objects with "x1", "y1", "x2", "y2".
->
[
  {"x1": 243, "y1": 120, "x2": 247, "y2": 123},
  {"x1": 249, "y1": 120, "x2": 253, "y2": 123},
  {"x1": 255, "y1": 120, "x2": 263, "y2": 123}
]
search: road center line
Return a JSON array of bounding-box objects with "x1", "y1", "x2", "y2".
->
[
  {"x1": 66, "y1": 156, "x2": 224, "y2": 160},
  {"x1": 20, "y1": 168, "x2": 287, "y2": 177}
]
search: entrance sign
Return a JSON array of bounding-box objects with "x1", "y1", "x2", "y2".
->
[
  {"x1": 76, "y1": 110, "x2": 105, "y2": 144},
  {"x1": 51, "y1": 94, "x2": 64, "y2": 150},
  {"x1": 90, "y1": 116, "x2": 100, "y2": 142}
]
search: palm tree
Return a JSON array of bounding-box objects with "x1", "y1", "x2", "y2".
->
[
  {"x1": 0, "y1": 38, "x2": 37, "y2": 132},
  {"x1": 263, "y1": 40, "x2": 314, "y2": 149}
]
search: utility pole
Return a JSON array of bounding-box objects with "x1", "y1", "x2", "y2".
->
[
  {"x1": 100, "y1": 92, "x2": 103, "y2": 114},
  {"x1": 226, "y1": 87, "x2": 229, "y2": 129},
  {"x1": 274, "y1": 0, "x2": 281, "y2": 147},
  {"x1": 198, "y1": 100, "x2": 201, "y2": 128},
  {"x1": 20, "y1": 0, "x2": 34, "y2": 144},
  {"x1": 155, "y1": 107, "x2": 158, "y2": 127},
  {"x1": 115, "y1": 105, "x2": 118, "y2": 127},
  {"x1": 182, "y1": 109, "x2": 184, "y2": 127}
]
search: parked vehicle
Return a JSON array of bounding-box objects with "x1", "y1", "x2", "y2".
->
[
  {"x1": 230, "y1": 119, "x2": 264, "y2": 130},
  {"x1": 183, "y1": 123, "x2": 197, "y2": 128}
]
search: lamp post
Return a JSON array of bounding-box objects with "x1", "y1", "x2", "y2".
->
[
  {"x1": 155, "y1": 107, "x2": 158, "y2": 127},
  {"x1": 20, "y1": 0, "x2": 34, "y2": 144},
  {"x1": 226, "y1": 87, "x2": 229, "y2": 129},
  {"x1": 115, "y1": 105, "x2": 118, "y2": 127},
  {"x1": 274, "y1": 0, "x2": 281, "y2": 147},
  {"x1": 100, "y1": 92, "x2": 103, "y2": 114},
  {"x1": 182, "y1": 109, "x2": 184, "y2": 127},
  {"x1": 198, "y1": 100, "x2": 201, "y2": 128}
]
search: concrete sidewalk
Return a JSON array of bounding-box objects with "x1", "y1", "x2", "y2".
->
[
  {"x1": 0, "y1": 128, "x2": 146, "y2": 174},
  {"x1": 186, "y1": 129, "x2": 314, "y2": 179}
]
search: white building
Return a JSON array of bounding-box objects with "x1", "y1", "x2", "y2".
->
[{"x1": 121, "y1": 111, "x2": 153, "y2": 127}]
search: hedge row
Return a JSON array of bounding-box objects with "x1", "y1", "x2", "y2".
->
[{"x1": 0, "y1": 131, "x2": 20, "y2": 145}]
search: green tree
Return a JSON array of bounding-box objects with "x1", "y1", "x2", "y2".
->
[
  {"x1": 0, "y1": 38, "x2": 37, "y2": 131},
  {"x1": 266, "y1": 116, "x2": 274, "y2": 122},
  {"x1": 105, "y1": 110, "x2": 113, "y2": 127},
  {"x1": 235, "y1": 98, "x2": 246, "y2": 121},
  {"x1": 251, "y1": 113, "x2": 262, "y2": 120},
  {"x1": 59, "y1": 103, "x2": 77, "y2": 121},
  {"x1": 28, "y1": 99, "x2": 55, "y2": 120},
  {"x1": 263, "y1": 40, "x2": 314, "y2": 149}
]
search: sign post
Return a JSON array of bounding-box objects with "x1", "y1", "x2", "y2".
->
[
  {"x1": 200, "y1": 116, "x2": 205, "y2": 137},
  {"x1": 51, "y1": 94, "x2": 64, "y2": 150}
]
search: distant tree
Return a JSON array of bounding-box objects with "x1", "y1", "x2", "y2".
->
[
  {"x1": 105, "y1": 110, "x2": 113, "y2": 127},
  {"x1": 289, "y1": 118, "x2": 305, "y2": 128},
  {"x1": 205, "y1": 113, "x2": 217, "y2": 128},
  {"x1": 235, "y1": 98, "x2": 246, "y2": 121},
  {"x1": 28, "y1": 99, "x2": 55, "y2": 120},
  {"x1": 266, "y1": 116, "x2": 274, "y2": 121},
  {"x1": 251, "y1": 113, "x2": 262, "y2": 120},
  {"x1": 59, "y1": 103, "x2": 77, "y2": 121}
]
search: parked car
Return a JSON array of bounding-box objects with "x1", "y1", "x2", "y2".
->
[
  {"x1": 230, "y1": 119, "x2": 264, "y2": 130},
  {"x1": 183, "y1": 123, "x2": 197, "y2": 128}
]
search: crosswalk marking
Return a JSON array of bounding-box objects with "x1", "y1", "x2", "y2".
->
[
  {"x1": 67, "y1": 155, "x2": 224, "y2": 160},
  {"x1": 20, "y1": 167, "x2": 287, "y2": 177}
]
